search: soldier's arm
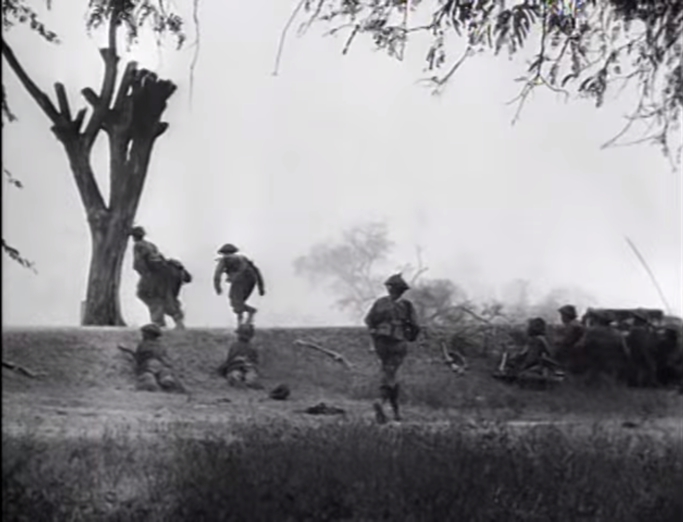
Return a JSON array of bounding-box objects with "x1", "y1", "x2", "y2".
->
[
  {"x1": 364, "y1": 301, "x2": 380, "y2": 329},
  {"x1": 213, "y1": 258, "x2": 225, "y2": 294}
]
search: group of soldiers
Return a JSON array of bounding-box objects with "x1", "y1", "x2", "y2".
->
[
  {"x1": 128, "y1": 226, "x2": 266, "y2": 391},
  {"x1": 130, "y1": 226, "x2": 265, "y2": 329},
  {"x1": 498, "y1": 304, "x2": 683, "y2": 390},
  {"x1": 125, "y1": 225, "x2": 682, "y2": 419}
]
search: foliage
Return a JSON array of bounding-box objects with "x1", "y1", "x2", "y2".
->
[
  {"x1": 294, "y1": 221, "x2": 395, "y2": 319},
  {"x1": 3, "y1": 422, "x2": 682, "y2": 521},
  {"x1": 296, "y1": 0, "x2": 682, "y2": 163}
]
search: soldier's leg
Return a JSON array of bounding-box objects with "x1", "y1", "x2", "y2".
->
[
  {"x1": 157, "y1": 367, "x2": 184, "y2": 393},
  {"x1": 149, "y1": 299, "x2": 167, "y2": 327},
  {"x1": 244, "y1": 304, "x2": 257, "y2": 325},
  {"x1": 166, "y1": 297, "x2": 186, "y2": 330},
  {"x1": 137, "y1": 372, "x2": 160, "y2": 392},
  {"x1": 383, "y1": 356, "x2": 405, "y2": 421}
]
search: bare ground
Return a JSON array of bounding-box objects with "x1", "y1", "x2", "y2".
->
[{"x1": 3, "y1": 327, "x2": 682, "y2": 441}]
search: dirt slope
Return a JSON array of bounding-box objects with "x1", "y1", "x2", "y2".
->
[{"x1": 3, "y1": 327, "x2": 682, "y2": 439}]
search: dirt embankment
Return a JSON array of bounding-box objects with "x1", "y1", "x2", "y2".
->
[{"x1": 3, "y1": 327, "x2": 682, "y2": 440}]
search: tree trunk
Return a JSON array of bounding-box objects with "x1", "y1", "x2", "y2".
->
[{"x1": 81, "y1": 212, "x2": 131, "y2": 326}]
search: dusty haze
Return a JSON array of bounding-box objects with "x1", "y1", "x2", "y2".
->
[{"x1": 2, "y1": 1, "x2": 681, "y2": 328}]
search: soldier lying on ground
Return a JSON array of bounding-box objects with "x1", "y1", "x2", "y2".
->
[
  {"x1": 218, "y1": 323, "x2": 262, "y2": 388},
  {"x1": 214, "y1": 243, "x2": 266, "y2": 327},
  {"x1": 134, "y1": 324, "x2": 184, "y2": 392}
]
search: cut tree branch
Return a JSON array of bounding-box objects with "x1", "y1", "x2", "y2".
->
[
  {"x1": 1, "y1": 37, "x2": 61, "y2": 123},
  {"x1": 82, "y1": 8, "x2": 121, "y2": 149}
]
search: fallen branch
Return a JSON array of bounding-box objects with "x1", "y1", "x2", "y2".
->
[
  {"x1": 2, "y1": 360, "x2": 47, "y2": 378},
  {"x1": 117, "y1": 344, "x2": 136, "y2": 358},
  {"x1": 293, "y1": 339, "x2": 354, "y2": 370},
  {"x1": 440, "y1": 342, "x2": 466, "y2": 375}
]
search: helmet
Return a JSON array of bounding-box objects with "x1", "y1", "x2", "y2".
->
[
  {"x1": 217, "y1": 243, "x2": 239, "y2": 255},
  {"x1": 384, "y1": 273, "x2": 409, "y2": 292},
  {"x1": 141, "y1": 323, "x2": 162, "y2": 337}
]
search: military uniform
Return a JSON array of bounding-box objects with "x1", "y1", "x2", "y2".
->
[
  {"x1": 365, "y1": 274, "x2": 420, "y2": 422},
  {"x1": 131, "y1": 228, "x2": 187, "y2": 329},
  {"x1": 134, "y1": 324, "x2": 182, "y2": 392},
  {"x1": 625, "y1": 321, "x2": 657, "y2": 387},
  {"x1": 580, "y1": 314, "x2": 629, "y2": 384},
  {"x1": 219, "y1": 324, "x2": 260, "y2": 387},
  {"x1": 214, "y1": 244, "x2": 265, "y2": 326},
  {"x1": 554, "y1": 319, "x2": 586, "y2": 370}
]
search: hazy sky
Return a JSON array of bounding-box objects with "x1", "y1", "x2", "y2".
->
[{"x1": 2, "y1": 1, "x2": 681, "y2": 327}]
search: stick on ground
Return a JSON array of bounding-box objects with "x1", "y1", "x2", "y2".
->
[
  {"x1": 293, "y1": 339, "x2": 354, "y2": 370},
  {"x1": 2, "y1": 360, "x2": 47, "y2": 378}
]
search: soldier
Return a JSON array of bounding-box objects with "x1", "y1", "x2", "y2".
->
[
  {"x1": 554, "y1": 305, "x2": 586, "y2": 373},
  {"x1": 579, "y1": 310, "x2": 629, "y2": 385},
  {"x1": 218, "y1": 323, "x2": 261, "y2": 388},
  {"x1": 624, "y1": 311, "x2": 657, "y2": 387},
  {"x1": 130, "y1": 226, "x2": 186, "y2": 329},
  {"x1": 365, "y1": 273, "x2": 421, "y2": 424},
  {"x1": 134, "y1": 324, "x2": 184, "y2": 392},
  {"x1": 508, "y1": 317, "x2": 555, "y2": 374},
  {"x1": 213, "y1": 244, "x2": 265, "y2": 327},
  {"x1": 653, "y1": 325, "x2": 681, "y2": 388}
]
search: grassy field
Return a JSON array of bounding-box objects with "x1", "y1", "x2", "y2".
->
[{"x1": 3, "y1": 327, "x2": 683, "y2": 521}]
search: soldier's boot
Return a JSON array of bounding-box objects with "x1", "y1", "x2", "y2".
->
[
  {"x1": 389, "y1": 384, "x2": 401, "y2": 421},
  {"x1": 245, "y1": 305, "x2": 257, "y2": 325},
  {"x1": 236, "y1": 313, "x2": 244, "y2": 327},
  {"x1": 173, "y1": 316, "x2": 186, "y2": 330}
]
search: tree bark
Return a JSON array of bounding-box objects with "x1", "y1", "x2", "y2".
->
[{"x1": 81, "y1": 210, "x2": 132, "y2": 326}]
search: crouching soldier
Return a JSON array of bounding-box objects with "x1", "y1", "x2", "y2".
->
[
  {"x1": 134, "y1": 324, "x2": 184, "y2": 392},
  {"x1": 507, "y1": 317, "x2": 558, "y2": 376},
  {"x1": 218, "y1": 323, "x2": 261, "y2": 388},
  {"x1": 365, "y1": 273, "x2": 421, "y2": 424}
]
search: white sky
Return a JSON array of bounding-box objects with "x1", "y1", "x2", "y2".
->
[{"x1": 2, "y1": 1, "x2": 681, "y2": 327}]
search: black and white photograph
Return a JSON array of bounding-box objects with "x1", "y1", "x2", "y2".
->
[{"x1": 2, "y1": 0, "x2": 682, "y2": 520}]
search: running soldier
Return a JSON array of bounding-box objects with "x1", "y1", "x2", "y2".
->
[
  {"x1": 364, "y1": 274, "x2": 421, "y2": 424},
  {"x1": 218, "y1": 323, "x2": 261, "y2": 388},
  {"x1": 134, "y1": 324, "x2": 184, "y2": 392},
  {"x1": 130, "y1": 226, "x2": 186, "y2": 329},
  {"x1": 213, "y1": 244, "x2": 265, "y2": 327}
]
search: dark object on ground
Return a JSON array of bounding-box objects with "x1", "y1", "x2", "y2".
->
[
  {"x1": 2, "y1": 360, "x2": 46, "y2": 378},
  {"x1": 303, "y1": 402, "x2": 346, "y2": 415},
  {"x1": 269, "y1": 384, "x2": 290, "y2": 400}
]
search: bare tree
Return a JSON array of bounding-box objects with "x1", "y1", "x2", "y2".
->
[
  {"x1": 2, "y1": 0, "x2": 185, "y2": 325},
  {"x1": 294, "y1": 221, "x2": 394, "y2": 320}
]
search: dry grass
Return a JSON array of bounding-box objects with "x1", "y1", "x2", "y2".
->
[
  {"x1": 3, "y1": 421, "x2": 682, "y2": 522},
  {"x1": 3, "y1": 327, "x2": 682, "y2": 520}
]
